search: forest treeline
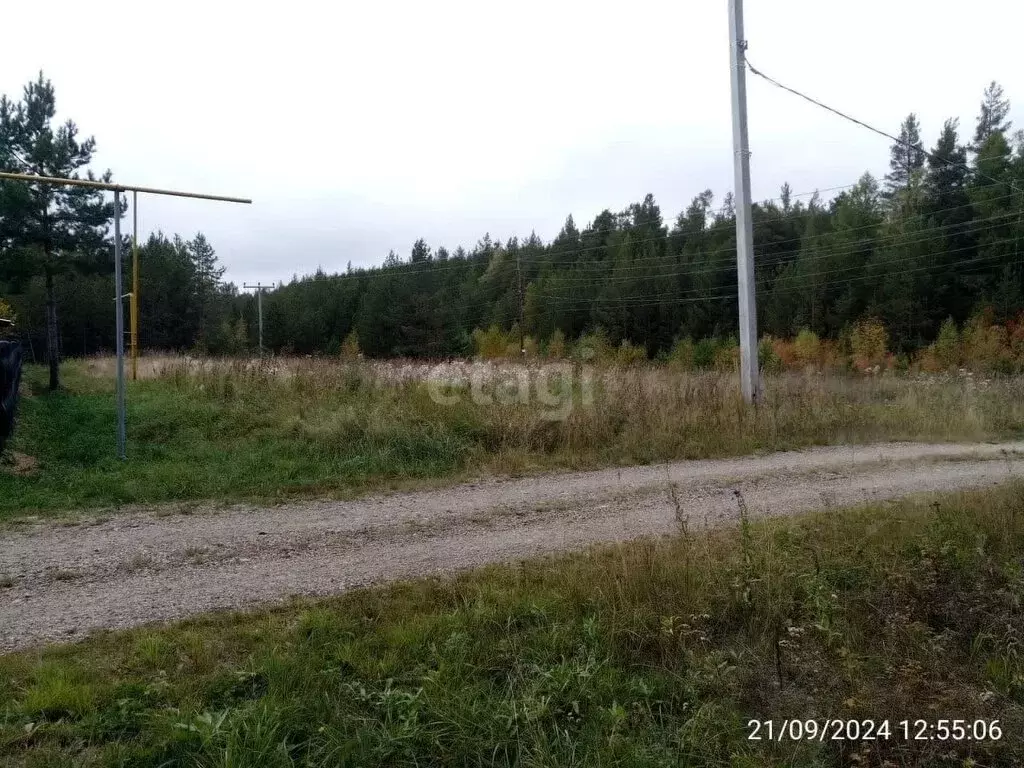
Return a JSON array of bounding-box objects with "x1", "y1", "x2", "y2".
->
[{"x1": 2, "y1": 75, "x2": 1024, "y2": 369}]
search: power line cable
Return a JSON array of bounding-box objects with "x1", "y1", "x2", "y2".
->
[
  {"x1": 535, "y1": 234, "x2": 1022, "y2": 304},
  {"x1": 247, "y1": 180, "x2": 879, "y2": 286},
  {"x1": 745, "y1": 59, "x2": 1022, "y2": 195},
  {"x1": 378, "y1": 239, "x2": 1015, "y2": 323},
  {"x1": 532, "y1": 242, "x2": 1020, "y2": 311},
  {"x1": 535, "y1": 209, "x2": 1020, "y2": 286},
  {"x1": 268, "y1": 187, "x2": 1021, "y2": 290}
]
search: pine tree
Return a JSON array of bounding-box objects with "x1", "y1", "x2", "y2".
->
[
  {"x1": 779, "y1": 182, "x2": 792, "y2": 213},
  {"x1": 719, "y1": 192, "x2": 735, "y2": 219},
  {"x1": 410, "y1": 238, "x2": 432, "y2": 263},
  {"x1": 0, "y1": 73, "x2": 115, "y2": 389},
  {"x1": 974, "y1": 81, "x2": 1012, "y2": 151}
]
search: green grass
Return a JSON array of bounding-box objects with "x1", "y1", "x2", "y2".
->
[
  {"x1": 1, "y1": 362, "x2": 481, "y2": 517},
  {"x1": 2, "y1": 486, "x2": 1024, "y2": 766},
  {"x1": 3, "y1": 358, "x2": 1024, "y2": 519}
]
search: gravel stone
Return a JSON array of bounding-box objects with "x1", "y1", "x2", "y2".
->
[{"x1": 1, "y1": 440, "x2": 1022, "y2": 652}]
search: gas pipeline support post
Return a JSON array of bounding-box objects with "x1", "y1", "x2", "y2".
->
[{"x1": 0, "y1": 170, "x2": 251, "y2": 459}]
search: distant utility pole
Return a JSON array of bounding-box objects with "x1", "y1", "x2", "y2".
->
[
  {"x1": 243, "y1": 283, "x2": 269, "y2": 356},
  {"x1": 728, "y1": 0, "x2": 759, "y2": 404},
  {"x1": 516, "y1": 250, "x2": 525, "y2": 355}
]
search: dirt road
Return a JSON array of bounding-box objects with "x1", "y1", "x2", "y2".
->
[{"x1": 2, "y1": 440, "x2": 1023, "y2": 652}]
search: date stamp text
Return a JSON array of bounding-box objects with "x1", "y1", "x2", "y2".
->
[{"x1": 747, "y1": 719, "x2": 1003, "y2": 742}]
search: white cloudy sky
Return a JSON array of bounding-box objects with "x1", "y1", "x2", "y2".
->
[{"x1": 2, "y1": 0, "x2": 1022, "y2": 286}]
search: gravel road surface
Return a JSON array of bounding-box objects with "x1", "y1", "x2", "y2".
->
[{"x1": 2, "y1": 440, "x2": 1023, "y2": 652}]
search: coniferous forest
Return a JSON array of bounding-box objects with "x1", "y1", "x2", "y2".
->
[{"x1": 2, "y1": 75, "x2": 1024, "y2": 364}]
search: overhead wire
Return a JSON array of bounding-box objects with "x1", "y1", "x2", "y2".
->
[
  {"x1": 257, "y1": 64, "x2": 1024, "y2": 329},
  {"x1": 450, "y1": 232, "x2": 1021, "y2": 317},
  {"x1": 266, "y1": 186, "x2": 1023, "y2": 290},
  {"x1": 531, "y1": 240, "x2": 1022, "y2": 310},
  {"x1": 251, "y1": 59, "x2": 1023, "y2": 301},
  {"x1": 259, "y1": 180, "x2": 876, "y2": 287},
  {"x1": 745, "y1": 58, "x2": 1022, "y2": 195},
  {"x1": 531, "y1": 209, "x2": 1021, "y2": 287},
  {"x1": 544, "y1": 234, "x2": 1023, "y2": 303}
]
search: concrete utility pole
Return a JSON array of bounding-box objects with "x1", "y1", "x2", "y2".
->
[
  {"x1": 243, "y1": 283, "x2": 268, "y2": 355},
  {"x1": 728, "y1": 0, "x2": 759, "y2": 404}
]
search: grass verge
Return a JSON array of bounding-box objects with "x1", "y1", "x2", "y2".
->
[
  {"x1": 2, "y1": 485, "x2": 1024, "y2": 766},
  {"x1": 2, "y1": 358, "x2": 1024, "y2": 519}
]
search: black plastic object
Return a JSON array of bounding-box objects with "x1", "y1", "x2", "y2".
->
[{"x1": 0, "y1": 340, "x2": 23, "y2": 453}]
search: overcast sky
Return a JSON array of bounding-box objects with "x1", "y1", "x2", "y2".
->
[{"x1": 2, "y1": 0, "x2": 1022, "y2": 286}]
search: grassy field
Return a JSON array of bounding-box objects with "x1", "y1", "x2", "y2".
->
[
  {"x1": 2, "y1": 356, "x2": 1024, "y2": 518},
  {"x1": 1, "y1": 485, "x2": 1022, "y2": 766}
]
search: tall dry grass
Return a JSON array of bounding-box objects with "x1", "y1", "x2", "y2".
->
[
  {"x1": 7, "y1": 353, "x2": 1011, "y2": 515},
  {"x1": 123, "y1": 354, "x2": 1024, "y2": 466}
]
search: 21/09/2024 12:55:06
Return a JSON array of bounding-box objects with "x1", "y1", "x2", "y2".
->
[{"x1": 747, "y1": 719, "x2": 1004, "y2": 742}]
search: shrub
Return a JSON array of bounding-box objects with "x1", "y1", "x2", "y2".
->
[
  {"x1": 340, "y1": 330, "x2": 361, "y2": 360},
  {"x1": 851, "y1": 318, "x2": 888, "y2": 370},
  {"x1": 575, "y1": 328, "x2": 612, "y2": 363},
  {"x1": 793, "y1": 328, "x2": 821, "y2": 366},
  {"x1": 915, "y1": 348, "x2": 943, "y2": 374},
  {"x1": 0, "y1": 297, "x2": 15, "y2": 338},
  {"x1": 962, "y1": 309, "x2": 1010, "y2": 373},
  {"x1": 931, "y1": 317, "x2": 960, "y2": 370},
  {"x1": 667, "y1": 337, "x2": 695, "y2": 370},
  {"x1": 819, "y1": 339, "x2": 844, "y2": 371},
  {"x1": 758, "y1": 336, "x2": 783, "y2": 373},
  {"x1": 1009, "y1": 313, "x2": 1024, "y2": 367},
  {"x1": 713, "y1": 338, "x2": 739, "y2": 372},
  {"x1": 615, "y1": 340, "x2": 647, "y2": 366},
  {"x1": 546, "y1": 329, "x2": 567, "y2": 358},
  {"x1": 472, "y1": 325, "x2": 515, "y2": 359},
  {"x1": 771, "y1": 337, "x2": 797, "y2": 369},
  {"x1": 692, "y1": 338, "x2": 719, "y2": 370},
  {"x1": 497, "y1": 325, "x2": 538, "y2": 358},
  {"x1": 521, "y1": 335, "x2": 540, "y2": 358}
]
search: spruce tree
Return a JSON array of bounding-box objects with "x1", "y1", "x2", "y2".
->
[
  {"x1": 924, "y1": 119, "x2": 974, "y2": 324},
  {"x1": 884, "y1": 113, "x2": 925, "y2": 200}
]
